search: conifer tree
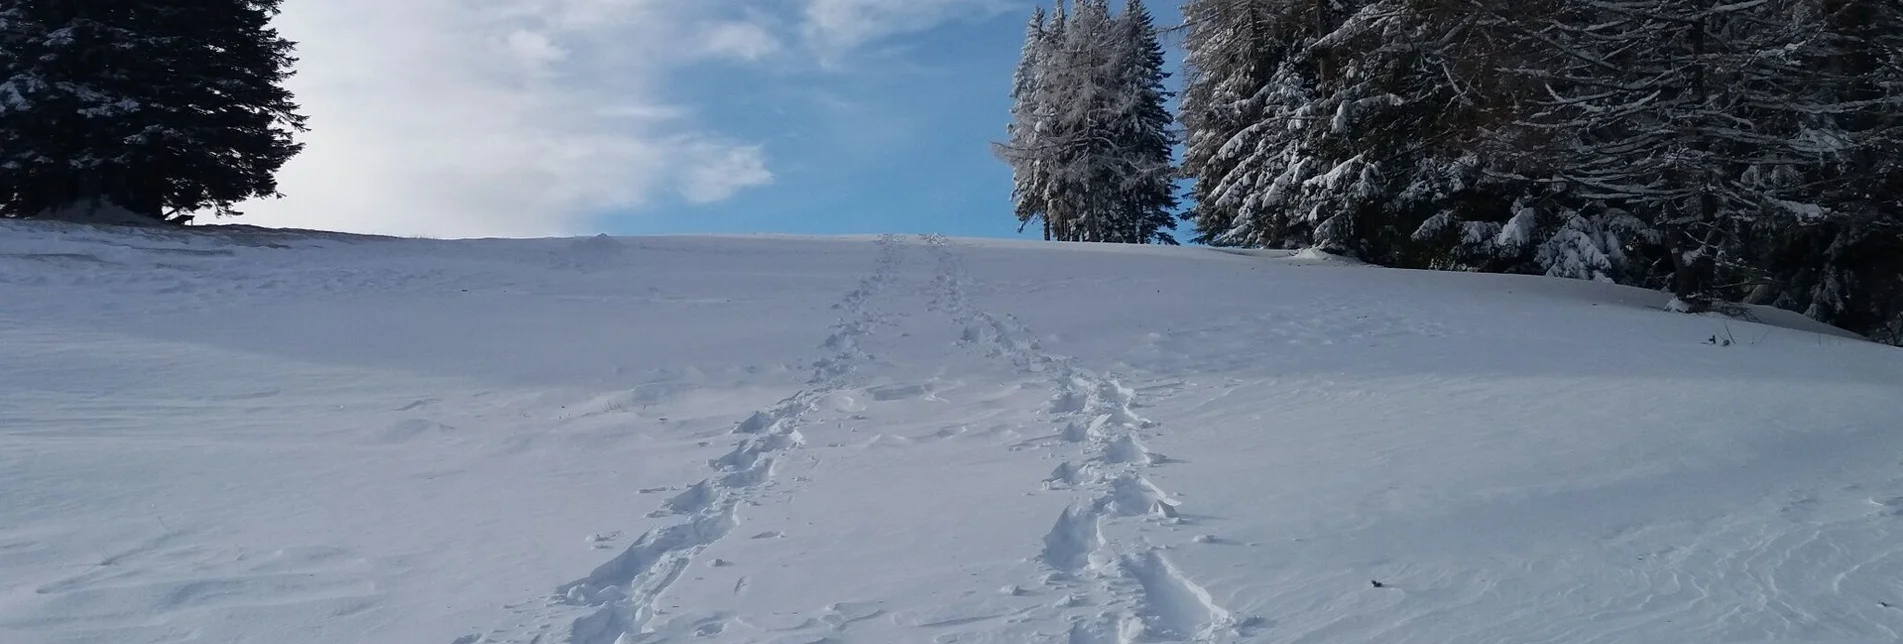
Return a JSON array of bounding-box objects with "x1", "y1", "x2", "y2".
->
[
  {"x1": 1043, "y1": 0, "x2": 1114, "y2": 242},
  {"x1": 1106, "y1": 0, "x2": 1179, "y2": 244},
  {"x1": 1743, "y1": 0, "x2": 1903, "y2": 340},
  {"x1": 0, "y1": 0, "x2": 306, "y2": 223},
  {"x1": 998, "y1": 0, "x2": 1179, "y2": 244},
  {"x1": 1495, "y1": 0, "x2": 1856, "y2": 311},
  {"x1": 1169, "y1": 0, "x2": 1903, "y2": 342},
  {"x1": 1178, "y1": 0, "x2": 1304, "y2": 248},
  {"x1": 1181, "y1": 0, "x2": 1515, "y2": 262},
  {"x1": 1003, "y1": 8, "x2": 1053, "y2": 239},
  {"x1": 1178, "y1": 0, "x2": 1279, "y2": 246}
]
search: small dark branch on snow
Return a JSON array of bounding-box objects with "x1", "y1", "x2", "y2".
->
[{"x1": 1705, "y1": 323, "x2": 1737, "y2": 347}]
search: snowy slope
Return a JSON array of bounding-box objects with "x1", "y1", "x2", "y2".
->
[{"x1": 1, "y1": 222, "x2": 1900, "y2": 644}]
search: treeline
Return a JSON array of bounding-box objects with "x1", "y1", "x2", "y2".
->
[{"x1": 1001, "y1": 0, "x2": 1903, "y2": 345}]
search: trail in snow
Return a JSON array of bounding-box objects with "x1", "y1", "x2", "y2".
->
[
  {"x1": 8, "y1": 224, "x2": 1902, "y2": 644},
  {"x1": 487, "y1": 234, "x2": 1249, "y2": 644},
  {"x1": 472, "y1": 235, "x2": 910, "y2": 644},
  {"x1": 918, "y1": 234, "x2": 1245, "y2": 643}
]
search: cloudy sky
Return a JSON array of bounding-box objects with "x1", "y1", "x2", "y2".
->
[{"x1": 237, "y1": 0, "x2": 1173, "y2": 240}]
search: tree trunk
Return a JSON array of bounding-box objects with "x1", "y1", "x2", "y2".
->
[
  {"x1": 1314, "y1": 0, "x2": 1334, "y2": 83},
  {"x1": 1670, "y1": 220, "x2": 1722, "y2": 312},
  {"x1": 1670, "y1": 8, "x2": 1718, "y2": 312}
]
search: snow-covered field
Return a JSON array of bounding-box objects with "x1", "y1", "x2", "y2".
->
[{"x1": 2, "y1": 222, "x2": 1901, "y2": 644}]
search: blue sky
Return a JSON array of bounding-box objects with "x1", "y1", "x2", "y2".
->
[
  {"x1": 627, "y1": 11, "x2": 1027, "y2": 239},
  {"x1": 238, "y1": 0, "x2": 1182, "y2": 241}
]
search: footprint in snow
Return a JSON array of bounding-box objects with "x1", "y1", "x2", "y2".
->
[{"x1": 821, "y1": 601, "x2": 884, "y2": 630}]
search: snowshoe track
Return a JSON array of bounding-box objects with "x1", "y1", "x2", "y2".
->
[
  {"x1": 918, "y1": 235, "x2": 1243, "y2": 642},
  {"x1": 469, "y1": 235, "x2": 909, "y2": 644}
]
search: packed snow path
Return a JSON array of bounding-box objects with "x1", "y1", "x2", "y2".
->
[
  {"x1": 2, "y1": 222, "x2": 1901, "y2": 644},
  {"x1": 485, "y1": 234, "x2": 916, "y2": 643},
  {"x1": 921, "y1": 234, "x2": 1243, "y2": 643},
  {"x1": 480, "y1": 234, "x2": 1246, "y2": 643}
]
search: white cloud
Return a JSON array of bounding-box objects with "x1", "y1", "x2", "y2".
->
[
  {"x1": 241, "y1": 0, "x2": 775, "y2": 238},
  {"x1": 234, "y1": 0, "x2": 1008, "y2": 238},
  {"x1": 701, "y1": 22, "x2": 782, "y2": 61},
  {"x1": 679, "y1": 142, "x2": 775, "y2": 203},
  {"x1": 799, "y1": 0, "x2": 1017, "y2": 56},
  {"x1": 505, "y1": 30, "x2": 567, "y2": 67}
]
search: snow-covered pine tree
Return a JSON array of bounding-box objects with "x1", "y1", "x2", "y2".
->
[
  {"x1": 996, "y1": 2, "x2": 1076, "y2": 240},
  {"x1": 1373, "y1": 0, "x2": 1627, "y2": 282},
  {"x1": 1743, "y1": 0, "x2": 1903, "y2": 342},
  {"x1": 1178, "y1": 0, "x2": 1314, "y2": 249},
  {"x1": 1042, "y1": 0, "x2": 1116, "y2": 243},
  {"x1": 1105, "y1": 0, "x2": 1180, "y2": 245},
  {"x1": 1, "y1": 2, "x2": 149, "y2": 219},
  {"x1": 0, "y1": 0, "x2": 306, "y2": 223},
  {"x1": 1294, "y1": 0, "x2": 1511, "y2": 262},
  {"x1": 1181, "y1": 0, "x2": 1518, "y2": 263},
  {"x1": 999, "y1": 0, "x2": 1178, "y2": 244},
  {"x1": 1496, "y1": 0, "x2": 1855, "y2": 312},
  {"x1": 1170, "y1": 0, "x2": 1901, "y2": 342},
  {"x1": 150, "y1": 0, "x2": 306, "y2": 221},
  {"x1": 1178, "y1": 0, "x2": 1276, "y2": 246},
  {"x1": 1833, "y1": 0, "x2": 1903, "y2": 344},
  {"x1": 1000, "y1": 8, "x2": 1053, "y2": 239},
  {"x1": 1038, "y1": 3, "x2": 1071, "y2": 240}
]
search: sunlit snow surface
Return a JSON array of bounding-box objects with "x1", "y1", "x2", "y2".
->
[{"x1": 2, "y1": 222, "x2": 1900, "y2": 644}]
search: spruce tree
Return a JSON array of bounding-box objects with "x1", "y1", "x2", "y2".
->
[
  {"x1": 1178, "y1": 0, "x2": 1280, "y2": 246},
  {"x1": 1107, "y1": 0, "x2": 1179, "y2": 245},
  {"x1": 1168, "y1": 0, "x2": 1903, "y2": 343},
  {"x1": 0, "y1": 0, "x2": 306, "y2": 223},
  {"x1": 1002, "y1": 8, "x2": 1052, "y2": 240},
  {"x1": 998, "y1": 0, "x2": 1179, "y2": 245},
  {"x1": 1494, "y1": 0, "x2": 1853, "y2": 311},
  {"x1": 1181, "y1": 0, "x2": 1515, "y2": 262},
  {"x1": 1179, "y1": 0, "x2": 1301, "y2": 248},
  {"x1": 1745, "y1": 0, "x2": 1903, "y2": 340},
  {"x1": 1044, "y1": 0, "x2": 1115, "y2": 243}
]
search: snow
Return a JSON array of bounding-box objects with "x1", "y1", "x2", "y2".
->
[
  {"x1": 1493, "y1": 200, "x2": 1538, "y2": 251},
  {"x1": 32, "y1": 197, "x2": 153, "y2": 226},
  {"x1": 2, "y1": 221, "x2": 1901, "y2": 644}
]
